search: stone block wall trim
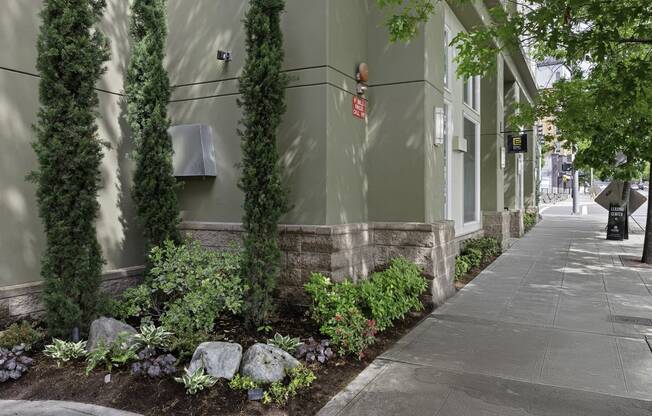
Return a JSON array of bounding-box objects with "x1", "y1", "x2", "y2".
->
[
  {"x1": 482, "y1": 211, "x2": 511, "y2": 247},
  {"x1": 1, "y1": 266, "x2": 146, "y2": 326},
  {"x1": 181, "y1": 221, "x2": 457, "y2": 306},
  {"x1": 510, "y1": 210, "x2": 525, "y2": 238}
]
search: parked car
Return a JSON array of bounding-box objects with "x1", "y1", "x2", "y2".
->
[{"x1": 639, "y1": 183, "x2": 646, "y2": 190}]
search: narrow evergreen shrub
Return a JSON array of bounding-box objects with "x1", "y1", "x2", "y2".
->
[
  {"x1": 126, "y1": 0, "x2": 181, "y2": 250},
  {"x1": 238, "y1": 0, "x2": 289, "y2": 327},
  {"x1": 32, "y1": 0, "x2": 110, "y2": 337}
]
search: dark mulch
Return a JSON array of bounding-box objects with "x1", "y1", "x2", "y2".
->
[{"x1": 0, "y1": 304, "x2": 432, "y2": 416}]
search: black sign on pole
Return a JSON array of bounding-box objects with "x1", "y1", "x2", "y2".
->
[
  {"x1": 507, "y1": 133, "x2": 528, "y2": 153},
  {"x1": 607, "y1": 204, "x2": 627, "y2": 241}
]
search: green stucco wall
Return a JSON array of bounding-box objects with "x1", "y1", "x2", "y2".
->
[{"x1": 0, "y1": 0, "x2": 539, "y2": 289}]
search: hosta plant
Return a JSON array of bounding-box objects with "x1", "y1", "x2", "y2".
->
[
  {"x1": 85, "y1": 333, "x2": 139, "y2": 375},
  {"x1": 130, "y1": 325, "x2": 177, "y2": 378},
  {"x1": 43, "y1": 339, "x2": 87, "y2": 367},
  {"x1": 267, "y1": 333, "x2": 302, "y2": 354},
  {"x1": 133, "y1": 324, "x2": 173, "y2": 350},
  {"x1": 175, "y1": 365, "x2": 217, "y2": 395}
]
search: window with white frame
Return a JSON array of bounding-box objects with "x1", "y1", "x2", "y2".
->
[
  {"x1": 463, "y1": 117, "x2": 479, "y2": 223},
  {"x1": 464, "y1": 76, "x2": 480, "y2": 111},
  {"x1": 443, "y1": 102, "x2": 452, "y2": 219}
]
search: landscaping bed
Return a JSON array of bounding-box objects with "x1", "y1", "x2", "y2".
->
[
  {"x1": 454, "y1": 237, "x2": 502, "y2": 290},
  {"x1": 0, "y1": 305, "x2": 430, "y2": 416}
]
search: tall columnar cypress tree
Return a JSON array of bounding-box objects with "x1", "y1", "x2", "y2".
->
[
  {"x1": 32, "y1": 0, "x2": 110, "y2": 337},
  {"x1": 126, "y1": 0, "x2": 180, "y2": 251},
  {"x1": 238, "y1": 0, "x2": 289, "y2": 328}
]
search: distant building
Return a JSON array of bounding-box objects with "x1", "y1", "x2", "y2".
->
[
  {"x1": 536, "y1": 59, "x2": 571, "y2": 195},
  {"x1": 536, "y1": 58, "x2": 570, "y2": 89}
]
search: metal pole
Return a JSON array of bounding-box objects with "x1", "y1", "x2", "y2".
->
[
  {"x1": 573, "y1": 169, "x2": 580, "y2": 214},
  {"x1": 572, "y1": 149, "x2": 579, "y2": 214}
]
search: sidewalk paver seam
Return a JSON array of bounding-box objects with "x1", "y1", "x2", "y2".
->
[{"x1": 614, "y1": 333, "x2": 632, "y2": 394}]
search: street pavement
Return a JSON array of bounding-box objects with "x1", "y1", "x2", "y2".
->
[
  {"x1": 0, "y1": 400, "x2": 140, "y2": 416},
  {"x1": 319, "y1": 200, "x2": 652, "y2": 416}
]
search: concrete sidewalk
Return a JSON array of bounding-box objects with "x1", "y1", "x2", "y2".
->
[{"x1": 319, "y1": 214, "x2": 652, "y2": 415}]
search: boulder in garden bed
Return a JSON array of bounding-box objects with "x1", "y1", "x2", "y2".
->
[
  {"x1": 188, "y1": 342, "x2": 242, "y2": 380},
  {"x1": 240, "y1": 343, "x2": 300, "y2": 384},
  {"x1": 87, "y1": 317, "x2": 137, "y2": 352}
]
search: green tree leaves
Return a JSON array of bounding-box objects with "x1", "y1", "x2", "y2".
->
[{"x1": 376, "y1": 0, "x2": 438, "y2": 42}]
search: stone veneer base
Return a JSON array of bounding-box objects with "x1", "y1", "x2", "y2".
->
[
  {"x1": 181, "y1": 221, "x2": 457, "y2": 306},
  {"x1": 0, "y1": 266, "x2": 145, "y2": 326},
  {"x1": 510, "y1": 210, "x2": 525, "y2": 238},
  {"x1": 483, "y1": 211, "x2": 511, "y2": 249}
]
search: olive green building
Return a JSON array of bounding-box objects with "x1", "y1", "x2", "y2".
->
[{"x1": 0, "y1": 0, "x2": 539, "y2": 321}]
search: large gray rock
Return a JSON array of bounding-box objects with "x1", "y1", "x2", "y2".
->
[
  {"x1": 87, "y1": 317, "x2": 137, "y2": 352},
  {"x1": 188, "y1": 342, "x2": 242, "y2": 380},
  {"x1": 240, "y1": 343, "x2": 300, "y2": 384}
]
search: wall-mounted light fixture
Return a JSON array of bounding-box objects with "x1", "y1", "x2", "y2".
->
[
  {"x1": 356, "y1": 62, "x2": 369, "y2": 95},
  {"x1": 434, "y1": 107, "x2": 445, "y2": 146},
  {"x1": 217, "y1": 50, "x2": 233, "y2": 62}
]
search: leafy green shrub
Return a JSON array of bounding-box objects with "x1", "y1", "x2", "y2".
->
[
  {"x1": 305, "y1": 275, "x2": 375, "y2": 358},
  {"x1": 455, "y1": 256, "x2": 471, "y2": 280},
  {"x1": 43, "y1": 339, "x2": 87, "y2": 367},
  {"x1": 262, "y1": 365, "x2": 316, "y2": 406},
  {"x1": 464, "y1": 248, "x2": 483, "y2": 269},
  {"x1": 524, "y1": 212, "x2": 537, "y2": 232},
  {"x1": 0, "y1": 321, "x2": 44, "y2": 351},
  {"x1": 305, "y1": 257, "x2": 427, "y2": 358},
  {"x1": 455, "y1": 237, "x2": 502, "y2": 281},
  {"x1": 175, "y1": 365, "x2": 217, "y2": 395},
  {"x1": 267, "y1": 333, "x2": 302, "y2": 354},
  {"x1": 114, "y1": 240, "x2": 246, "y2": 356},
  {"x1": 464, "y1": 237, "x2": 501, "y2": 262},
  {"x1": 359, "y1": 258, "x2": 427, "y2": 331}
]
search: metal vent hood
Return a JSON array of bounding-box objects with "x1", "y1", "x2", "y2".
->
[{"x1": 169, "y1": 124, "x2": 217, "y2": 177}]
